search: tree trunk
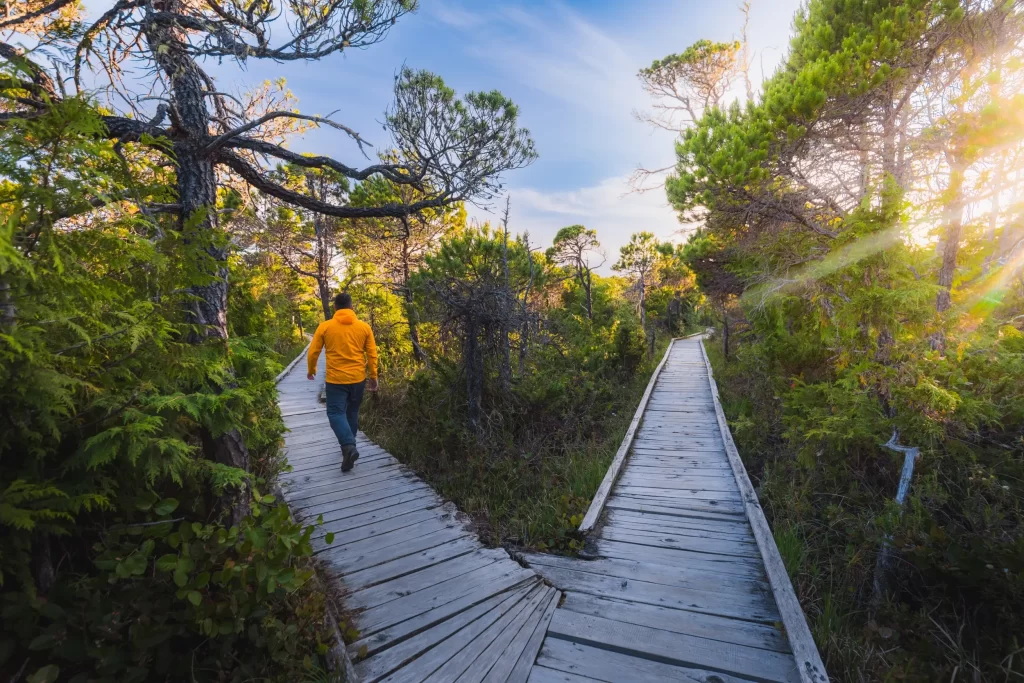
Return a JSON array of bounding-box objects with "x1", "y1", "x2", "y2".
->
[
  {"x1": 638, "y1": 274, "x2": 647, "y2": 332},
  {"x1": 146, "y1": 5, "x2": 250, "y2": 526},
  {"x1": 584, "y1": 269, "x2": 593, "y2": 320},
  {"x1": 404, "y1": 289, "x2": 425, "y2": 363},
  {"x1": 464, "y1": 316, "x2": 481, "y2": 434},
  {"x1": 499, "y1": 227, "x2": 512, "y2": 391},
  {"x1": 318, "y1": 277, "x2": 333, "y2": 321},
  {"x1": 936, "y1": 159, "x2": 966, "y2": 314},
  {"x1": 401, "y1": 239, "x2": 425, "y2": 362},
  {"x1": 722, "y1": 310, "x2": 730, "y2": 361}
]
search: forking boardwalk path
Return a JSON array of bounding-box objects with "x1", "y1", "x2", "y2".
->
[{"x1": 275, "y1": 335, "x2": 827, "y2": 683}]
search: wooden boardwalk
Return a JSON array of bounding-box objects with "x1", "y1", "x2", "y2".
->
[
  {"x1": 521, "y1": 336, "x2": 829, "y2": 683},
  {"x1": 277, "y1": 352, "x2": 558, "y2": 683}
]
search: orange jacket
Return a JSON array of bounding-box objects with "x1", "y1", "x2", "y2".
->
[{"x1": 307, "y1": 309, "x2": 378, "y2": 384}]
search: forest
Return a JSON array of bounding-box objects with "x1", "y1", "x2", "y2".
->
[{"x1": 0, "y1": 1, "x2": 1022, "y2": 682}]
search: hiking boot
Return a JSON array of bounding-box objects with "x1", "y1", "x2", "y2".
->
[{"x1": 341, "y1": 444, "x2": 358, "y2": 472}]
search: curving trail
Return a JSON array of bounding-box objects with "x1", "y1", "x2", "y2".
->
[{"x1": 277, "y1": 351, "x2": 556, "y2": 683}]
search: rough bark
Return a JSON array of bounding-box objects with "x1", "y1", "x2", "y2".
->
[
  {"x1": 146, "y1": 2, "x2": 250, "y2": 523},
  {"x1": 317, "y1": 277, "x2": 333, "y2": 321},
  {"x1": 401, "y1": 238, "x2": 425, "y2": 363}
]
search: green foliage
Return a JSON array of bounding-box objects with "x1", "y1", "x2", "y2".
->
[
  {"x1": 361, "y1": 224, "x2": 691, "y2": 550},
  {"x1": 667, "y1": 0, "x2": 1024, "y2": 678},
  {"x1": 0, "y1": 96, "x2": 330, "y2": 681},
  {"x1": 0, "y1": 495, "x2": 335, "y2": 682}
]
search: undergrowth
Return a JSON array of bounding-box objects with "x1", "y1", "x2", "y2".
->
[{"x1": 362, "y1": 334, "x2": 673, "y2": 553}]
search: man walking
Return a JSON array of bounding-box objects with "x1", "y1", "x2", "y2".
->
[{"x1": 307, "y1": 292, "x2": 379, "y2": 472}]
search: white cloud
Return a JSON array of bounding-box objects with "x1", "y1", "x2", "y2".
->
[
  {"x1": 427, "y1": 2, "x2": 483, "y2": 29},
  {"x1": 468, "y1": 176, "x2": 697, "y2": 273}
]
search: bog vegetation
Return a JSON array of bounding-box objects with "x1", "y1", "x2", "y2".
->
[
  {"x1": 638, "y1": 0, "x2": 1024, "y2": 679},
  {"x1": 0, "y1": 0, "x2": 1022, "y2": 682}
]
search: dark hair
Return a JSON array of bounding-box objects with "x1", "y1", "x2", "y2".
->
[{"x1": 334, "y1": 292, "x2": 353, "y2": 311}]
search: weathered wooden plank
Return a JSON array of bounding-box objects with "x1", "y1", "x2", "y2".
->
[
  {"x1": 284, "y1": 457, "x2": 396, "y2": 479},
  {"x1": 602, "y1": 521, "x2": 756, "y2": 547},
  {"x1": 379, "y1": 583, "x2": 544, "y2": 683},
  {"x1": 625, "y1": 461, "x2": 732, "y2": 472},
  {"x1": 285, "y1": 470, "x2": 420, "y2": 501},
  {"x1": 350, "y1": 575, "x2": 539, "y2": 662},
  {"x1": 609, "y1": 491, "x2": 745, "y2": 512},
  {"x1": 485, "y1": 588, "x2": 560, "y2": 683},
  {"x1": 592, "y1": 539, "x2": 764, "y2": 578},
  {"x1": 295, "y1": 485, "x2": 435, "y2": 522},
  {"x1": 546, "y1": 610, "x2": 800, "y2": 683},
  {"x1": 313, "y1": 492, "x2": 438, "y2": 529},
  {"x1": 527, "y1": 666, "x2": 600, "y2": 683},
  {"x1": 339, "y1": 537, "x2": 480, "y2": 592},
  {"x1": 421, "y1": 585, "x2": 548, "y2": 683},
  {"x1": 527, "y1": 562, "x2": 776, "y2": 623},
  {"x1": 284, "y1": 463, "x2": 410, "y2": 490},
  {"x1": 289, "y1": 481, "x2": 428, "y2": 517},
  {"x1": 347, "y1": 548, "x2": 508, "y2": 611},
  {"x1": 601, "y1": 527, "x2": 761, "y2": 560},
  {"x1": 317, "y1": 518, "x2": 462, "y2": 561},
  {"x1": 453, "y1": 586, "x2": 554, "y2": 683},
  {"x1": 522, "y1": 552, "x2": 765, "y2": 598},
  {"x1": 698, "y1": 340, "x2": 828, "y2": 683},
  {"x1": 578, "y1": 337, "x2": 680, "y2": 534},
  {"x1": 324, "y1": 527, "x2": 469, "y2": 576},
  {"x1": 605, "y1": 495, "x2": 746, "y2": 521},
  {"x1": 355, "y1": 583, "x2": 535, "y2": 682},
  {"x1": 537, "y1": 637, "x2": 743, "y2": 683},
  {"x1": 617, "y1": 473, "x2": 742, "y2": 493},
  {"x1": 314, "y1": 508, "x2": 441, "y2": 547},
  {"x1": 357, "y1": 562, "x2": 537, "y2": 637},
  {"x1": 605, "y1": 509, "x2": 754, "y2": 538},
  {"x1": 560, "y1": 591, "x2": 790, "y2": 654},
  {"x1": 285, "y1": 444, "x2": 389, "y2": 465},
  {"x1": 615, "y1": 485, "x2": 741, "y2": 504}
]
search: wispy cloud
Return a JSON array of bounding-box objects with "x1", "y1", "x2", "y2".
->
[{"x1": 427, "y1": 2, "x2": 483, "y2": 30}]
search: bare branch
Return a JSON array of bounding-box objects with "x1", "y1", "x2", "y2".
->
[{"x1": 202, "y1": 110, "x2": 373, "y2": 157}]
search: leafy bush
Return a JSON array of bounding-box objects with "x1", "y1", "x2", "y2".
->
[{"x1": 1, "y1": 495, "x2": 336, "y2": 683}]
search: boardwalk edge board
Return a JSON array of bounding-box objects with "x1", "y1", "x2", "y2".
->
[
  {"x1": 577, "y1": 331, "x2": 704, "y2": 534},
  {"x1": 274, "y1": 343, "x2": 359, "y2": 683},
  {"x1": 275, "y1": 338, "x2": 312, "y2": 383},
  {"x1": 699, "y1": 339, "x2": 830, "y2": 683}
]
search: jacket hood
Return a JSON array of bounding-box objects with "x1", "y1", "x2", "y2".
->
[{"x1": 333, "y1": 309, "x2": 357, "y2": 325}]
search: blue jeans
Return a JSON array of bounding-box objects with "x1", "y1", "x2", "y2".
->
[{"x1": 324, "y1": 381, "x2": 365, "y2": 448}]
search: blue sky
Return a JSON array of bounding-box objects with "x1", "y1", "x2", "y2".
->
[{"x1": 217, "y1": 1, "x2": 803, "y2": 266}]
